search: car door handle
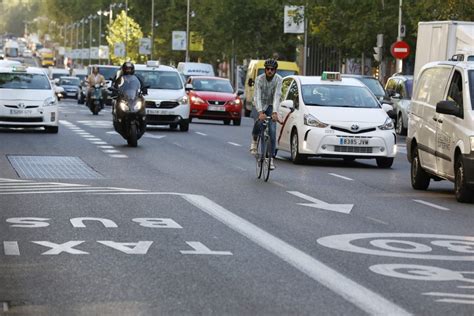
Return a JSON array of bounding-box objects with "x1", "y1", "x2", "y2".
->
[
  {"x1": 432, "y1": 117, "x2": 438, "y2": 122},
  {"x1": 438, "y1": 119, "x2": 443, "y2": 123}
]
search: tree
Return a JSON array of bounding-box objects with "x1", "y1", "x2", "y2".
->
[{"x1": 106, "y1": 10, "x2": 144, "y2": 65}]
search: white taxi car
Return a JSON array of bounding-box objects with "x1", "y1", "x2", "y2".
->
[
  {"x1": 277, "y1": 72, "x2": 396, "y2": 168},
  {"x1": 135, "y1": 61, "x2": 190, "y2": 131},
  {"x1": 0, "y1": 65, "x2": 58, "y2": 133}
]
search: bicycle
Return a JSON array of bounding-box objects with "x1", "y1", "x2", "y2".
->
[{"x1": 255, "y1": 116, "x2": 273, "y2": 182}]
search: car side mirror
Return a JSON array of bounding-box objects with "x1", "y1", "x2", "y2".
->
[
  {"x1": 436, "y1": 100, "x2": 462, "y2": 117},
  {"x1": 248, "y1": 79, "x2": 254, "y2": 87},
  {"x1": 236, "y1": 90, "x2": 244, "y2": 96},
  {"x1": 381, "y1": 103, "x2": 394, "y2": 113},
  {"x1": 54, "y1": 78, "x2": 59, "y2": 84},
  {"x1": 185, "y1": 83, "x2": 193, "y2": 91},
  {"x1": 280, "y1": 100, "x2": 295, "y2": 112},
  {"x1": 386, "y1": 109, "x2": 397, "y2": 120}
]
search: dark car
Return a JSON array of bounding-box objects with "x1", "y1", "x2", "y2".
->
[{"x1": 58, "y1": 76, "x2": 81, "y2": 99}]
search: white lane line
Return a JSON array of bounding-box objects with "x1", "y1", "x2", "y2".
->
[
  {"x1": 329, "y1": 173, "x2": 354, "y2": 181},
  {"x1": 81, "y1": 135, "x2": 95, "y2": 138},
  {"x1": 98, "y1": 145, "x2": 114, "y2": 149},
  {"x1": 182, "y1": 194, "x2": 409, "y2": 316},
  {"x1": 92, "y1": 141, "x2": 107, "y2": 145},
  {"x1": 109, "y1": 154, "x2": 128, "y2": 158},
  {"x1": 228, "y1": 142, "x2": 242, "y2": 147},
  {"x1": 195, "y1": 132, "x2": 207, "y2": 136},
  {"x1": 413, "y1": 200, "x2": 450, "y2": 211},
  {"x1": 366, "y1": 216, "x2": 389, "y2": 225},
  {"x1": 88, "y1": 138, "x2": 102, "y2": 141},
  {"x1": 102, "y1": 149, "x2": 120, "y2": 153}
]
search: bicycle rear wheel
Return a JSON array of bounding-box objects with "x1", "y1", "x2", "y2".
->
[
  {"x1": 255, "y1": 135, "x2": 263, "y2": 179},
  {"x1": 262, "y1": 136, "x2": 272, "y2": 182}
]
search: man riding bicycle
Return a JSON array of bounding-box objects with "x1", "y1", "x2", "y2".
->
[{"x1": 249, "y1": 58, "x2": 283, "y2": 170}]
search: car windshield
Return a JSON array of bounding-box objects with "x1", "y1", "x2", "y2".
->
[
  {"x1": 469, "y1": 70, "x2": 474, "y2": 110},
  {"x1": 257, "y1": 68, "x2": 297, "y2": 77},
  {"x1": 98, "y1": 67, "x2": 119, "y2": 81},
  {"x1": 192, "y1": 78, "x2": 233, "y2": 93},
  {"x1": 136, "y1": 70, "x2": 183, "y2": 90},
  {"x1": 117, "y1": 75, "x2": 141, "y2": 100},
  {"x1": 0, "y1": 73, "x2": 51, "y2": 89},
  {"x1": 354, "y1": 77, "x2": 386, "y2": 98},
  {"x1": 52, "y1": 73, "x2": 68, "y2": 80},
  {"x1": 59, "y1": 78, "x2": 80, "y2": 86},
  {"x1": 302, "y1": 84, "x2": 380, "y2": 108}
]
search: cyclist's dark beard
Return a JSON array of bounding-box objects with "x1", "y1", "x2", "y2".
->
[{"x1": 265, "y1": 73, "x2": 274, "y2": 81}]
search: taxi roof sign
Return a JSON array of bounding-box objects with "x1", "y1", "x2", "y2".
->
[
  {"x1": 321, "y1": 71, "x2": 341, "y2": 81},
  {"x1": 12, "y1": 65, "x2": 28, "y2": 72},
  {"x1": 146, "y1": 60, "x2": 160, "y2": 68}
]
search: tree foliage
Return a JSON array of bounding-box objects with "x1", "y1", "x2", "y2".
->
[{"x1": 106, "y1": 10, "x2": 143, "y2": 65}]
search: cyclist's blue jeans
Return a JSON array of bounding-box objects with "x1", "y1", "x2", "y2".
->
[{"x1": 252, "y1": 106, "x2": 276, "y2": 157}]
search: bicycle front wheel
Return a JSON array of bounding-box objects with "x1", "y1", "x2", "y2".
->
[
  {"x1": 255, "y1": 136, "x2": 263, "y2": 179},
  {"x1": 262, "y1": 136, "x2": 272, "y2": 182}
]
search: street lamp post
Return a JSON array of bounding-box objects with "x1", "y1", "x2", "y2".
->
[
  {"x1": 185, "y1": 0, "x2": 190, "y2": 62},
  {"x1": 125, "y1": 0, "x2": 128, "y2": 59},
  {"x1": 151, "y1": 0, "x2": 154, "y2": 60},
  {"x1": 89, "y1": 15, "x2": 93, "y2": 65},
  {"x1": 97, "y1": 10, "x2": 103, "y2": 64},
  {"x1": 81, "y1": 19, "x2": 85, "y2": 66}
]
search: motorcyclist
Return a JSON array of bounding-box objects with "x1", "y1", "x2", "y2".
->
[
  {"x1": 113, "y1": 61, "x2": 147, "y2": 95},
  {"x1": 86, "y1": 66, "x2": 106, "y2": 106},
  {"x1": 249, "y1": 58, "x2": 282, "y2": 170}
]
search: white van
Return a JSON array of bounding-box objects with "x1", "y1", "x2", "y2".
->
[
  {"x1": 407, "y1": 61, "x2": 474, "y2": 202},
  {"x1": 177, "y1": 62, "x2": 215, "y2": 81}
]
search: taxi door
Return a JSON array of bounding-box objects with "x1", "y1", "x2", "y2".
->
[{"x1": 277, "y1": 78, "x2": 299, "y2": 151}]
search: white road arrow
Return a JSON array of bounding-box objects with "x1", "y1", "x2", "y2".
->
[{"x1": 287, "y1": 191, "x2": 353, "y2": 214}]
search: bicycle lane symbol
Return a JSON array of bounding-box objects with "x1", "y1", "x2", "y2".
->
[{"x1": 317, "y1": 233, "x2": 474, "y2": 306}]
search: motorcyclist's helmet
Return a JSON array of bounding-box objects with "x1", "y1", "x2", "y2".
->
[
  {"x1": 264, "y1": 58, "x2": 278, "y2": 70},
  {"x1": 122, "y1": 62, "x2": 135, "y2": 75}
]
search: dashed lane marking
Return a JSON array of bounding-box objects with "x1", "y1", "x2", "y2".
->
[
  {"x1": 329, "y1": 173, "x2": 354, "y2": 181},
  {"x1": 413, "y1": 200, "x2": 450, "y2": 211}
]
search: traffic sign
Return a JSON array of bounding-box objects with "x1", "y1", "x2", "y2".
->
[{"x1": 391, "y1": 41, "x2": 410, "y2": 59}]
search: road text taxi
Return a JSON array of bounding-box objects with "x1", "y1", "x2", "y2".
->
[
  {"x1": 135, "y1": 61, "x2": 190, "y2": 131},
  {"x1": 277, "y1": 72, "x2": 396, "y2": 167},
  {"x1": 0, "y1": 65, "x2": 58, "y2": 133}
]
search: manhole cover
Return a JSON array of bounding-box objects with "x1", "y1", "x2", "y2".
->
[{"x1": 7, "y1": 155, "x2": 103, "y2": 179}]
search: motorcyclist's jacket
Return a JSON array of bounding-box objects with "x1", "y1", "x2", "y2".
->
[
  {"x1": 87, "y1": 73, "x2": 106, "y2": 87},
  {"x1": 254, "y1": 73, "x2": 283, "y2": 113}
]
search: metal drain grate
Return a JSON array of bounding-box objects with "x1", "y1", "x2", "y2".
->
[{"x1": 7, "y1": 155, "x2": 103, "y2": 179}]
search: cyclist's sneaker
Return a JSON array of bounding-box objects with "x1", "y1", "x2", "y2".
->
[
  {"x1": 270, "y1": 159, "x2": 275, "y2": 170},
  {"x1": 250, "y1": 141, "x2": 257, "y2": 155}
]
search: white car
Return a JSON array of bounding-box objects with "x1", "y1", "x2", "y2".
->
[
  {"x1": 0, "y1": 65, "x2": 59, "y2": 133},
  {"x1": 277, "y1": 72, "x2": 396, "y2": 168},
  {"x1": 135, "y1": 61, "x2": 190, "y2": 131}
]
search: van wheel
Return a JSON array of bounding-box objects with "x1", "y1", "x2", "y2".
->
[
  {"x1": 45, "y1": 126, "x2": 59, "y2": 134},
  {"x1": 223, "y1": 119, "x2": 231, "y2": 125},
  {"x1": 454, "y1": 155, "x2": 473, "y2": 203},
  {"x1": 180, "y1": 120, "x2": 189, "y2": 132},
  {"x1": 411, "y1": 146, "x2": 430, "y2": 190},
  {"x1": 376, "y1": 157, "x2": 394, "y2": 168}
]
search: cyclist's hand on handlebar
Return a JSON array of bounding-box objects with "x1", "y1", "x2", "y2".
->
[
  {"x1": 271, "y1": 112, "x2": 279, "y2": 122},
  {"x1": 258, "y1": 112, "x2": 267, "y2": 121}
]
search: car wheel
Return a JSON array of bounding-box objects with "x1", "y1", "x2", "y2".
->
[
  {"x1": 395, "y1": 113, "x2": 407, "y2": 135},
  {"x1": 454, "y1": 155, "x2": 474, "y2": 203},
  {"x1": 343, "y1": 157, "x2": 356, "y2": 162},
  {"x1": 244, "y1": 109, "x2": 251, "y2": 117},
  {"x1": 411, "y1": 146, "x2": 430, "y2": 190},
  {"x1": 180, "y1": 120, "x2": 189, "y2": 132},
  {"x1": 45, "y1": 126, "x2": 59, "y2": 134},
  {"x1": 233, "y1": 118, "x2": 241, "y2": 126},
  {"x1": 290, "y1": 130, "x2": 306, "y2": 164},
  {"x1": 376, "y1": 157, "x2": 394, "y2": 168},
  {"x1": 170, "y1": 124, "x2": 178, "y2": 130},
  {"x1": 223, "y1": 119, "x2": 231, "y2": 125}
]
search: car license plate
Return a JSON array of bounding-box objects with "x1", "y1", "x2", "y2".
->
[
  {"x1": 208, "y1": 105, "x2": 225, "y2": 111},
  {"x1": 10, "y1": 109, "x2": 33, "y2": 115},
  {"x1": 339, "y1": 138, "x2": 369, "y2": 145},
  {"x1": 67, "y1": 92, "x2": 76, "y2": 96},
  {"x1": 147, "y1": 109, "x2": 173, "y2": 115}
]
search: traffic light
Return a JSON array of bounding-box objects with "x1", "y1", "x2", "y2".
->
[{"x1": 373, "y1": 46, "x2": 382, "y2": 62}]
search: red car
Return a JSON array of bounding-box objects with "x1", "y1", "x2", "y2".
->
[{"x1": 186, "y1": 76, "x2": 243, "y2": 125}]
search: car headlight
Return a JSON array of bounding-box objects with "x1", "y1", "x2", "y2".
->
[
  {"x1": 190, "y1": 96, "x2": 205, "y2": 105},
  {"x1": 134, "y1": 100, "x2": 144, "y2": 111},
  {"x1": 118, "y1": 101, "x2": 129, "y2": 111},
  {"x1": 378, "y1": 117, "x2": 394, "y2": 130},
  {"x1": 470, "y1": 136, "x2": 474, "y2": 152},
  {"x1": 229, "y1": 98, "x2": 241, "y2": 106},
  {"x1": 43, "y1": 97, "x2": 56, "y2": 107},
  {"x1": 304, "y1": 113, "x2": 328, "y2": 128},
  {"x1": 178, "y1": 95, "x2": 188, "y2": 105}
]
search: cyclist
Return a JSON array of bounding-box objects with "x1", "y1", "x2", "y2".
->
[{"x1": 249, "y1": 58, "x2": 282, "y2": 170}]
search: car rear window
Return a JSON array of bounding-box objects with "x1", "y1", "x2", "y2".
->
[
  {"x1": 59, "y1": 78, "x2": 80, "y2": 86},
  {"x1": 302, "y1": 84, "x2": 379, "y2": 108},
  {"x1": 0, "y1": 73, "x2": 51, "y2": 89}
]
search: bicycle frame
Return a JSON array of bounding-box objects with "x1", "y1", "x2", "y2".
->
[{"x1": 255, "y1": 117, "x2": 273, "y2": 181}]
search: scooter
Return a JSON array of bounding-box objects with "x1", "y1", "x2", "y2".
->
[
  {"x1": 110, "y1": 75, "x2": 147, "y2": 147},
  {"x1": 88, "y1": 84, "x2": 104, "y2": 115}
]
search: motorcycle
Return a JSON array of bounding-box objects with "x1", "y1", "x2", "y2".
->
[
  {"x1": 110, "y1": 75, "x2": 147, "y2": 147},
  {"x1": 88, "y1": 83, "x2": 104, "y2": 115}
]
